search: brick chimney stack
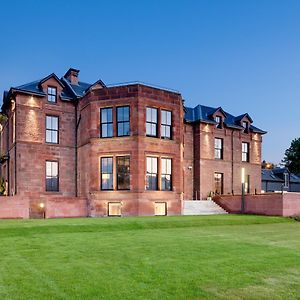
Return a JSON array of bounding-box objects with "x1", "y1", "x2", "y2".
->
[{"x1": 64, "y1": 68, "x2": 80, "y2": 85}]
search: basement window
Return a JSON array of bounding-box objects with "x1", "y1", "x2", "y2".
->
[
  {"x1": 155, "y1": 202, "x2": 167, "y2": 216},
  {"x1": 108, "y1": 202, "x2": 122, "y2": 216}
]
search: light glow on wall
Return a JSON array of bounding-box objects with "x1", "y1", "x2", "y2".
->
[{"x1": 241, "y1": 168, "x2": 245, "y2": 184}]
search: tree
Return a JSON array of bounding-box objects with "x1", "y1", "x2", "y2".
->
[{"x1": 282, "y1": 138, "x2": 300, "y2": 174}]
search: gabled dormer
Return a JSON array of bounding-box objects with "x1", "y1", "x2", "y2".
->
[
  {"x1": 84, "y1": 79, "x2": 106, "y2": 95},
  {"x1": 235, "y1": 113, "x2": 253, "y2": 133},
  {"x1": 39, "y1": 73, "x2": 65, "y2": 104},
  {"x1": 210, "y1": 107, "x2": 227, "y2": 129}
]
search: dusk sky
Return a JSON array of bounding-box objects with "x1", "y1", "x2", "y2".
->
[{"x1": 1, "y1": 0, "x2": 299, "y2": 164}]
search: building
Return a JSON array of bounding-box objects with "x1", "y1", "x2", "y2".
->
[
  {"x1": 0, "y1": 68, "x2": 266, "y2": 217},
  {"x1": 262, "y1": 167, "x2": 300, "y2": 193}
]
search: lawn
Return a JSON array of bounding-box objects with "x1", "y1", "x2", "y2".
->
[{"x1": 0, "y1": 215, "x2": 299, "y2": 300}]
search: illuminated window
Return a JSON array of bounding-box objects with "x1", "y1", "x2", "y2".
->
[
  {"x1": 155, "y1": 202, "x2": 167, "y2": 216},
  {"x1": 108, "y1": 202, "x2": 121, "y2": 216},
  {"x1": 242, "y1": 142, "x2": 250, "y2": 162},
  {"x1": 101, "y1": 157, "x2": 113, "y2": 190},
  {"x1": 214, "y1": 172, "x2": 223, "y2": 195},
  {"x1": 244, "y1": 175, "x2": 250, "y2": 193},
  {"x1": 46, "y1": 161, "x2": 59, "y2": 192},
  {"x1": 161, "y1": 158, "x2": 172, "y2": 191},
  {"x1": 215, "y1": 138, "x2": 223, "y2": 159},
  {"x1": 146, "y1": 156, "x2": 158, "y2": 190},
  {"x1": 146, "y1": 107, "x2": 157, "y2": 137},
  {"x1": 47, "y1": 86, "x2": 57, "y2": 103},
  {"x1": 161, "y1": 110, "x2": 172, "y2": 139},
  {"x1": 46, "y1": 116, "x2": 59, "y2": 144},
  {"x1": 101, "y1": 108, "x2": 113, "y2": 138},
  {"x1": 117, "y1": 156, "x2": 130, "y2": 190},
  {"x1": 117, "y1": 106, "x2": 130, "y2": 136}
]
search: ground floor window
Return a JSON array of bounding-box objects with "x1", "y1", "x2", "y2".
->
[
  {"x1": 46, "y1": 161, "x2": 59, "y2": 192},
  {"x1": 214, "y1": 172, "x2": 223, "y2": 195},
  {"x1": 154, "y1": 202, "x2": 167, "y2": 216},
  {"x1": 117, "y1": 156, "x2": 130, "y2": 190},
  {"x1": 146, "y1": 157, "x2": 158, "y2": 190},
  {"x1": 161, "y1": 158, "x2": 172, "y2": 191},
  {"x1": 101, "y1": 157, "x2": 113, "y2": 190},
  {"x1": 108, "y1": 202, "x2": 122, "y2": 216},
  {"x1": 244, "y1": 175, "x2": 250, "y2": 194}
]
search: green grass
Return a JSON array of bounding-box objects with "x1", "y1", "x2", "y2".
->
[{"x1": 0, "y1": 215, "x2": 299, "y2": 299}]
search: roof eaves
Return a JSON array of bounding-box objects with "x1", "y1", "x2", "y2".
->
[{"x1": 11, "y1": 88, "x2": 45, "y2": 97}]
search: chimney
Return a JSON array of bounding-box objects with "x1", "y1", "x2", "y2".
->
[{"x1": 64, "y1": 68, "x2": 80, "y2": 85}]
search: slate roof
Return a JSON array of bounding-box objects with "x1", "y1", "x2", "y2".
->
[
  {"x1": 185, "y1": 104, "x2": 266, "y2": 134},
  {"x1": 1, "y1": 69, "x2": 266, "y2": 136},
  {"x1": 262, "y1": 168, "x2": 300, "y2": 183}
]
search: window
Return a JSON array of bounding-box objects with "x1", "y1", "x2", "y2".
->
[
  {"x1": 101, "y1": 157, "x2": 113, "y2": 190},
  {"x1": 155, "y1": 202, "x2": 167, "y2": 216},
  {"x1": 242, "y1": 142, "x2": 250, "y2": 162},
  {"x1": 108, "y1": 202, "x2": 122, "y2": 216},
  {"x1": 146, "y1": 157, "x2": 158, "y2": 190},
  {"x1": 214, "y1": 173, "x2": 223, "y2": 195},
  {"x1": 161, "y1": 158, "x2": 172, "y2": 191},
  {"x1": 101, "y1": 108, "x2": 113, "y2": 138},
  {"x1": 215, "y1": 116, "x2": 222, "y2": 129},
  {"x1": 117, "y1": 156, "x2": 130, "y2": 190},
  {"x1": 146, "y1": 107, "x2": 157, "y2": 137},
  {"x1": 46, "y1": 161, "x2": 59, "y2": 192},
  {"x1": 47, "y1": 86, "x2": 57, "y2": 103},
  {"x1": 46, "y1": 116, "x2": 59, "y2": 144},
  {"x1": 117, "y1": 106, "x2": 130, "y2": 136},
  {"x1": 244, "y1": 175, "x2": 250, "y2": 193},
  {"x1": 243, "y1": 121, "x2": 249, "y2": 133},
  {"x1": 284, "y1": 173, "x2": 289, "y2": 188},
  {"x1": 215, "y1": 138, "x2": 223, "y2": 160},
  {"x1": 161, "y1": 110, "x2": 172, "y2": 139}
]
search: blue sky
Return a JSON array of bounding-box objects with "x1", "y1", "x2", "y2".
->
[{"x1": 0, "y1": 0, "x2": 299, "y2": 164}]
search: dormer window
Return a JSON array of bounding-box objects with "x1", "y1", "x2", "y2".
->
[
  {"x1": 284, "y1": 173, "x2": 289, "y2": 188},
  {"x1": 215, "y1": 116, "x2": 223, "y2": 129},
  {"x1": 242, "y1": 121, "x2": 249, "y2": 133},
  {"x1": 47, "y1": 87, "x2": 57, "y2": 103}
]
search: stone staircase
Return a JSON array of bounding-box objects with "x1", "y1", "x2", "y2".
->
[{"x1": 183, "y1": 200, "x2": 228, "y2": 215}]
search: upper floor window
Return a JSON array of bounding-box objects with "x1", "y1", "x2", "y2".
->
[
  {"x1": 146, "y1": 107, "x2": 157, "y2": 137},
  {"x1": 242, "y1": 121, "x2": 249, "y2": 133},
  {"x1": 214, "y1": 138, "x2": 223, "y2": 160},
  {"x1": 161, "y1": 110, "x2": 172, "y2": 139},
  {"x1": 161, "y1": 158, "x2": 172, "y2": 191},
  {"x1": 117, "y1": 156, "x2": 130, "y2": 190},
  {"x1": 101, "y1": 157, "x2": 113, "y2": 190},
  {"x1": 101, "y1": 108, "x2": 113, "y2": 138},
  {"x1": 242, "y1": 142, "x2": 250, "y2": 162},
  {"x1": 215, "y1": 116, "x2": 222, "y2": 129},
  {"x1": 146, "y1": 156, "x2": 158, "y2": 190},
  {"x1": 46, "y1": 161, "x2": 59, "y2": 192},
  {"x1": 46, "y1": 115, "x2": 59, "y2": 144},
  {"x1": 47, "y1": 87, "x2": 57, "y2": 103},
  {"x1": 117, "y1": 106, "x2": 130, "y2": 137}
]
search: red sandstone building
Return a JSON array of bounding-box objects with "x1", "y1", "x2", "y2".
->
[{"x1": 0, "y1": 68, "x2": 266, "y2": 217}]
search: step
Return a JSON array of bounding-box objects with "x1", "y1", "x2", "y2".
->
[{"x1": 183, "y1": 200, "x2": 227, "y2": 215}]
